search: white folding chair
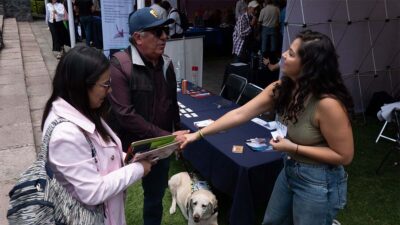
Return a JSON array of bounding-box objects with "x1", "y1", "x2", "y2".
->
[{"x1": 376, "y1": 109, "x2": 400, "y2": 174}]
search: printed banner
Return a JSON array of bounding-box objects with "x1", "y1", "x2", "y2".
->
[{"x1": 101, "y1": 0, "x2": 135, "y2": 55}]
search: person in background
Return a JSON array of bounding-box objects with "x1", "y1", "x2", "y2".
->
[
  {"x1": 182, "y1": 30, "x2": 354, "y2": 225},
  {"x1": 258, "y1": 0, "x2": 280, "y2": 57},
  {"x1": 41, "y1": 46, "x2": 152, "y2": 225},
  {"x1": 161, "y1": 0, "x2": 184, "y2": 39},
  {"x1": 46, "y1": 0, "x2": 70, "y2": 59},
  {"x1": 150, "y1": 0, "x2": 167, "y2": 20},
  {"x1": 194, "y1": 11, "x2": 205, "y2": 27},
  {"x1": 263, "y1": 56, "x2": 280, "y2": 72},
  {"x1": 91, "y1": 0, "x2": 103, "y2": 49},
  {"x1": 107, "y1": 7, "x2": 188, "y2": 225},
  {"x1": 63, "y1": 0, "x2": 82, "y2": 42},
  {"x1": 76, "y1": 0, "x2": 94, "y2": 47},
  {"x1": 235, "y1": 0, "x2": 249, "y2": 20},
  {"x1": 232, "y1": 0, "x2": 260, "y2": 63}
]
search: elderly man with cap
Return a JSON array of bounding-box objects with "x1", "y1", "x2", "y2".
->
[
  {"x1": 232, "y1": 0, "x2": 260, "y2": 63},
  {"x1": 107, "y1": 7, "x2": 188, "y2": 225}
]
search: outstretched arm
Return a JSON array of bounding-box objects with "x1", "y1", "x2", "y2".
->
[{"x1": 181, "y1": 81, "x2": 279, "y2": 148}]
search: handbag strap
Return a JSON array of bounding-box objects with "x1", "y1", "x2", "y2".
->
[
  {"x1": 38, "y1": 118, "x2": 97, "y2": 164},
  {"x1": 81, "y1": 128, "x2": 98, "y2": 163}
]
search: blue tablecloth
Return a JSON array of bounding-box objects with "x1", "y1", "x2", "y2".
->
[{"x1": 178, "y1": 92, "x2": 282, "y2": 225}]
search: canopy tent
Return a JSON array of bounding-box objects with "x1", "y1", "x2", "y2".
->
[{"x1": 283, "y1": 0, "x2": 400, "y2": 115}]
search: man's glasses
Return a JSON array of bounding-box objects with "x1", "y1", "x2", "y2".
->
[
  {"x1": 97, "y1": 78, "x2": 111, "y2": 89},
  {"x1": 143, "y1": 26, "x2": 169, "y2": 38}
]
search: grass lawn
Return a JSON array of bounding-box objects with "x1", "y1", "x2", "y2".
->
[{"x1": 125, "y1": 116, "x2": 400, "y2": 224}]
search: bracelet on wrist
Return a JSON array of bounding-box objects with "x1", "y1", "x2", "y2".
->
[
  {"x1": 295, "y1": 144, "x2": 299, "y2": 154},
  {"x1": 198, "y1": 129, "x2": 205, "y2": 139}
]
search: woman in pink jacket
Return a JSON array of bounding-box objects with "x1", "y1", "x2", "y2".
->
[{"x1": 41, "y1": 46, "x2": 152, "y2": 225}]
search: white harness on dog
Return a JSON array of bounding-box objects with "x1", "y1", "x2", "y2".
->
[{"x1": 191, "y1": 180, "x2": 210, "y2": 192}]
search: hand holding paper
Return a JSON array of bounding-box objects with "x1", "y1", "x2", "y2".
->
[
  {"x1": 269, "y1": 136, "x2": 297, "y2": 153},
  {"x1": 137, "y1": 160, "x2": 152, "y2": 176},
  {"x1": 173, "y1": 130, "x2": 190, "y2": 147}
]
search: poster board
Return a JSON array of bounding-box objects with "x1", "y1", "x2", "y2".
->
[
  {"x1": 101, "y1": 0, "x2": 135, "y2": 57},
  {"x1": 165, "y1": 37, "x2": 204, "y2": 86}
]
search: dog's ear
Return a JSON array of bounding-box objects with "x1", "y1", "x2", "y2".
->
[
  {"x1": 186, "y1": 198, "x2": 192, "y2": 218},
  {"x1": 212, "y1": 197, "x2": 218, "y2": 209},
  {"x1": 187, "y1": 198, "x2": 193, "y2": 211},
  {"x1": 206, "y1": 202, "x2": 213, "y2": 215},
  {"x1": 211, "y1": 196, "x2": 218, "y2": 214}
]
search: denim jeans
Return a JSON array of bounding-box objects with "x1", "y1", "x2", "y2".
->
[
  {"x1": 262, "y1": 154, "x2": 348, "y2": 225},
  {"x1": 80, "y1": 16, "x2": 93, "y2": 47},
  {"x1": 142, "y1": 157, "x2": 170, "y2": 225},
  {"x1": 261, "y1": 26, "x2": 278, "y2": 55}
]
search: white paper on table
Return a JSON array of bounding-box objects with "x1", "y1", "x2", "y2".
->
[
  {"x1": 231, "y1": 62, "x2": 247, "y2": 66},
  {"x1": 180, "y1": 109, "x2": 186, "y2": 113},
  {"x1": 251, "y1": 117, "x2": 268, "y2": 127},
  {"x1": 191, "y1": 113, "x2": 198, "y2": 117},
  {"x1": 194, "y1": 119, "x2": 214, "y2": 128},
  {"x1": 186, "y1": 108, "x2": 193, "y2": 112},
  {"x1": 265, "y1": 121, "x2": 278, "y2": 130},
  {"x1": 184, "y1": 113, "x2": 192, "y2": 118},
  {"x1": 178, "y1": 102, "x2": 186, "y2": 108}
]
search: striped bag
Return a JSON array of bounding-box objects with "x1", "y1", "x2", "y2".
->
[{"x1": 7, "y1": 118, "x2": 104, "y2": 225}]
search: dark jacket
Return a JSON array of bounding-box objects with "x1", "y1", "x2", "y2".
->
[{"x1": 108, "y1": 45, "x2": 180, "y2": 151}]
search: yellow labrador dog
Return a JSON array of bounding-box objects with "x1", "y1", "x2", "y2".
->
[{"x1": 169, "y1": 172, "x2": 218, "y2": 225}]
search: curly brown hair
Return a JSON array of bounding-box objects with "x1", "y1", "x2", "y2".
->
[{"x1": 273, "y1": 30, "x2": 354, "y2": 123}]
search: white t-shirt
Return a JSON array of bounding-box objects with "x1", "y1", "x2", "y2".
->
[
  {"x1": 168, "y1": 8, "x2": 183, "y2": 36},
  {"x1": 46, "y1": 3, "x2": 65, "y2": 23}
]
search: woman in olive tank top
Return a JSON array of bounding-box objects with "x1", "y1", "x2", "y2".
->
[{"x1": 181, "y1": 30, "x2": 354, "y2": 225}]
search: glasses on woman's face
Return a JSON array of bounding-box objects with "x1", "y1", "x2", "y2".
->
[
  {"x1": 97, "y1": 77, "x2": 111, "y2": 89},
  {"x1": 144, "y1": 26, "x2": 169, "y2": 38}
]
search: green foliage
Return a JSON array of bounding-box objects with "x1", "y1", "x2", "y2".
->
[
  {"x1": 126, "y1": 116, "x2": 400, "y2": 225},
  {"x1": 31, "y1": 0, "x2": 45, "y2": 15}
]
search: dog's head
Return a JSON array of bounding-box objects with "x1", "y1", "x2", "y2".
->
[{"x1": 188, "y1": 190, "x2": 218, "y2": 223}]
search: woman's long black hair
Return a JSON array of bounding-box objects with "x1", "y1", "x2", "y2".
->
[
  {"x1": 273, "y1": 30, "x2": 354, "y2": 123},
  {"x1": 41, "y1": 46, "x2": 111, "y2": 141}
]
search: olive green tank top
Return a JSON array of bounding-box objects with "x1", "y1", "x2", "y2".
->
[{"x1": 279, "y1": 96, "x2": 328, "y2": 164}]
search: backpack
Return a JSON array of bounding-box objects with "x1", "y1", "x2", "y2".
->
[
  {"x1": 7, "y1": 118, "x2": 104, "y2": 225},
  {"x1": 171, "y1": 9, "x2": 190, "y2": 31}
]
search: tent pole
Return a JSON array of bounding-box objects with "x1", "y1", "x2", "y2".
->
[
  {"x1": 285, "y1": 25, "x2": 291, "y2": 47},
  {"x1": 367, "y1": 21, "x2": 377, "y2": 76},
  {"x1": 384, "y1": 0, "x2": 389, "y2": 19},
  {"x1": 345, "y1": 0, "x2": 351, "y2": 22},
  {"x1": 67, "y1": 0, "x2": 76, "y2": 48},
  {"x1": 329, "y1": 22, "x2": 335, "y2": 46},
  {"x1": 299, "y1": 0, "x2": 305, "y2": 26},
  {"x1": 137, "y1": 0, "x2": 145, "y2": 9},
  {"x1": 356, "y1": 71, "x2": 366, "y2": 123}
]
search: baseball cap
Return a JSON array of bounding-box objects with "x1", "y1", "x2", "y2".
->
[
  {"x1": 248, "y1": 1, "x2": 259, "y2": 8},
  {"x1": 129, "y1": 7, "x2": 174, "y2": 35}
]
